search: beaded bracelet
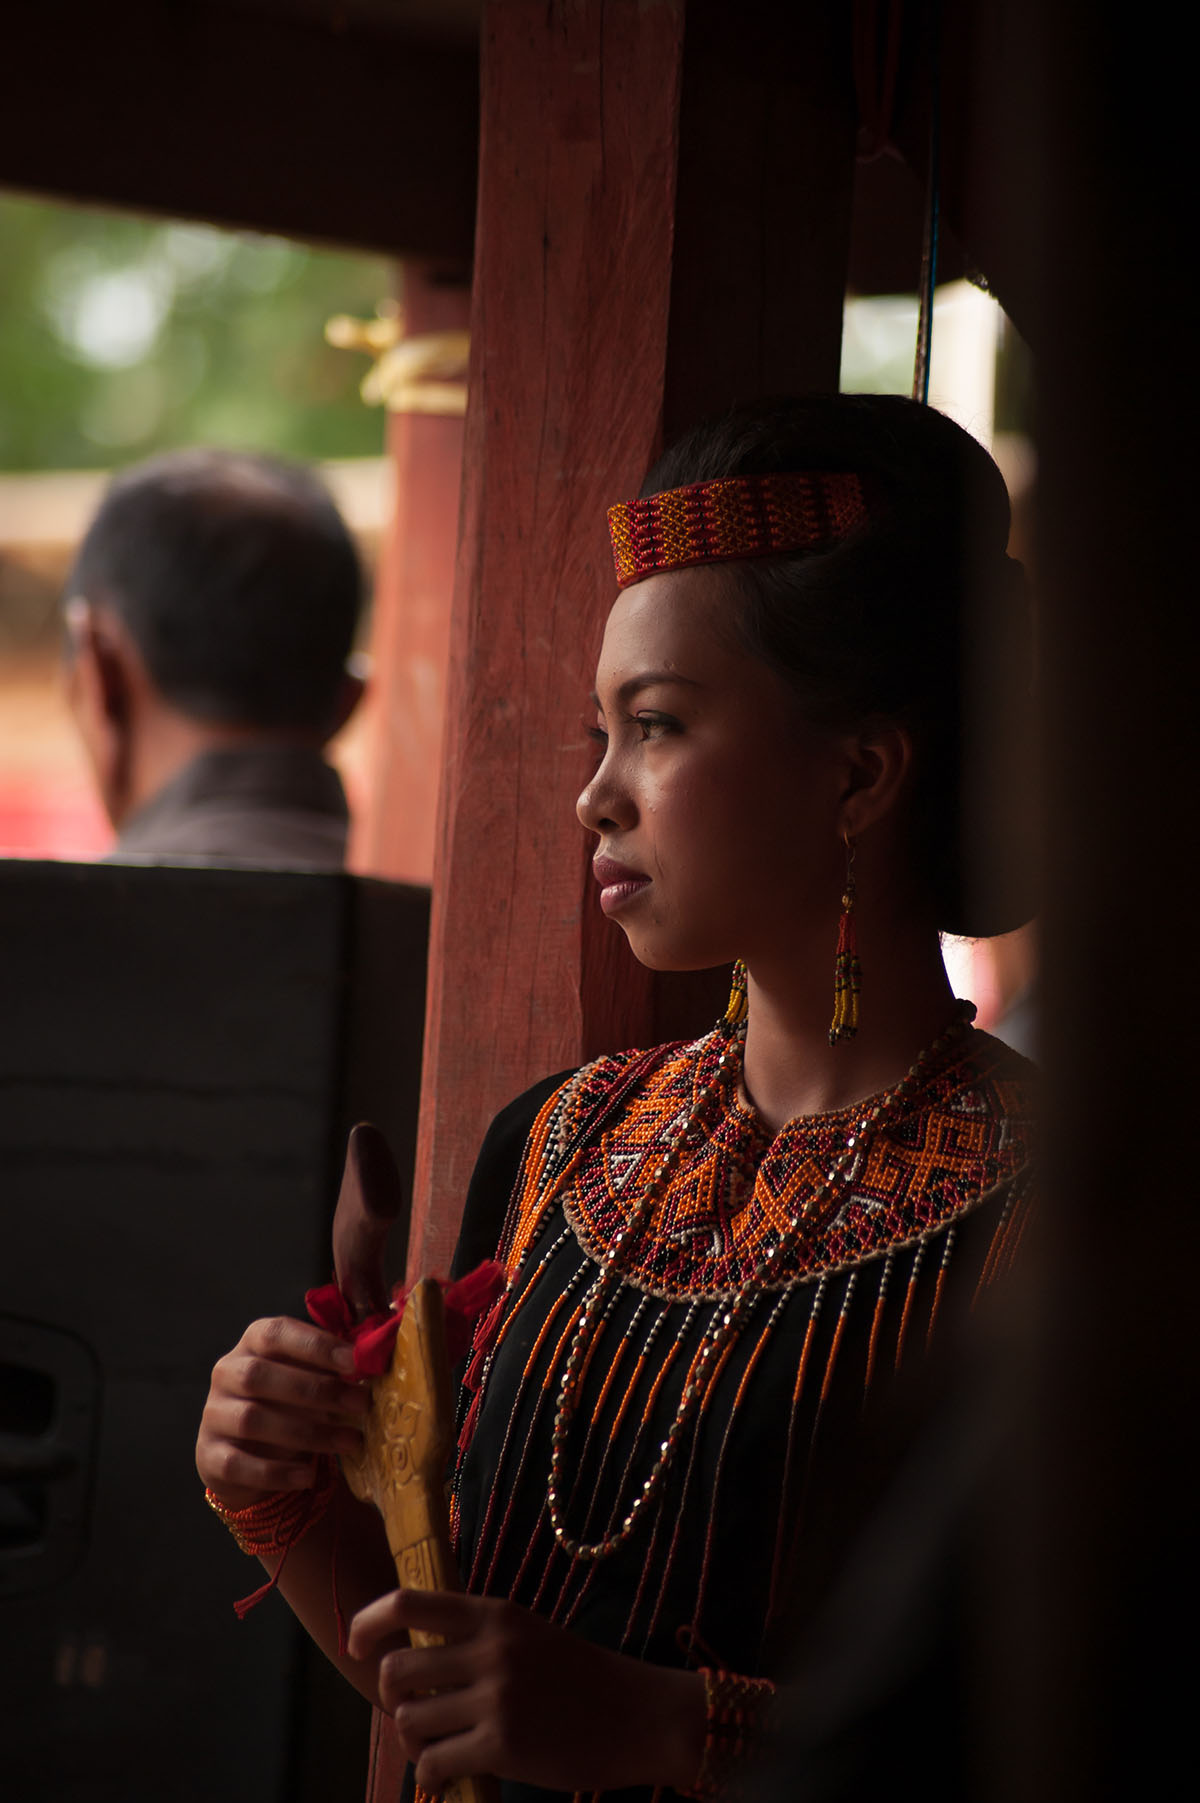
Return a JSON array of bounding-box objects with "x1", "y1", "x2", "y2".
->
[
  {"x1": 205, "y1": 1458, "x2": 347, "y2": 1634},
  {"x1": 687, "y1": 1668, "x2": 777, "y2": 1802},
  {"x1": 205, "y1": 1458, "x2": 336, "y2": 1557}
]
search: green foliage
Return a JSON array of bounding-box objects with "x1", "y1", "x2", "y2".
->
[{"x1": 0, "y1": 189, "x2": 393, "y2": 472}]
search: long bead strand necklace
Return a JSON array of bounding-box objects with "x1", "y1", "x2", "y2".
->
[{"x1": 546, "y1": 1000, "x2": 976, "y2": 1563}]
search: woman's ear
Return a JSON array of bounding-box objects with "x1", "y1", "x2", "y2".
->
[{"x1": 837, "y1": 722, "x2": 914, "y2": 839}]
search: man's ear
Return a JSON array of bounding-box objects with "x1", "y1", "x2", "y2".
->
[
  {"x1": 837, "y1": 722, "x2": 914, "y2": 839},
  {"x1": 62, "y1": 597, "x2": 136, "y2": 823},
  {"x1": 326, "y1": 655, "x2": 369, "y2": 739},
  {"x1": 64, "y1": 597, "x2": 122, "y2": 707}
]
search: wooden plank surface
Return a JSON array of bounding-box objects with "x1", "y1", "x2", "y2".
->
[
  {"x1": 369, "y1": 4, "x2": 858, "y2": 1791},
  {"x1": 407, "y1": 0, "x2": 689, "y2": 1280},
  {"x1": 664, "y1": 0, "x2": 857, "y2": 434},
  {"x1": 408, "y1": 0, "x2": 856, "y2": 1281}
]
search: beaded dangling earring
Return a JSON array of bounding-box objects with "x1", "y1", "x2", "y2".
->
[
  {"x1": 829, "y1": 835, "x2": 861, "y2": 1044},
  {"x1": 723, "y1": 959, "x2": 749, "y2": 1034}
]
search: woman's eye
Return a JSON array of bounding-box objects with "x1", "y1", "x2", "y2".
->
[
  {"x1": 584, "y1": 712, "x2": 677, "y2": 749},
  {"x1": 634, "y1": 712, "x2": 678, "y2": 740}
]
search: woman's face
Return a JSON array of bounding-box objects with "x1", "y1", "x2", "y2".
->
[{"x1": 576, "y1": 565, "x2": 851, "y2": 973}]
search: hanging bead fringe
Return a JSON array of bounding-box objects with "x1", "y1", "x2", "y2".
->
[
  {"x1": 724, "y1": 959, "x2": 749, "y2": 1032},
  {"x1": 829, "y1": 870, "x2": 861, "y2": 1044}
]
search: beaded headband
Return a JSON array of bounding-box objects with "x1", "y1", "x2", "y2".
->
[{"x1": 607, "y1": 471, "x2": 869, "y2": 589}]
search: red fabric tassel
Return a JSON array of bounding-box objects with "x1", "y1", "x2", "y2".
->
[
  {"x1": 457, "y1": 1387, "x2": 483, "y2": 1459},
  {"x1": 231, "y1": 1481, "x2": 349, "y2": 1652},
  {"x1": 231, "y1": 1268, "x2": 506, "y2": 1633},
  {"x1": 225, "y1": 1462, "x2": 336, "y2": 1620},
  {"x1": 305, "y1": 1282, "x2": 356, "y2": 1335},
  {"x1": 464, "y1": 1293, "x2": 507, "y2": 1389},
  {"x1": 305, "y1": 1260, "x2": 506, "y2": 1378},
  {"x1": 444, "y1": 1264, "x2": 507, "y2": 1364},
  {"x1": 233, "y1": 1573, "x2": 278, "y2": 1619}
]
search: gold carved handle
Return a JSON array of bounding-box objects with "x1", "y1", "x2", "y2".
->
[{"x1": 340, "y1": 1281, "x2": 497, "y2": 1803}]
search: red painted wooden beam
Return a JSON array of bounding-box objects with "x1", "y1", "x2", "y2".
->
[
  {"x1": 407, "y1": 0, "x2": 688, "y2": 1284},
  {"x1": 407, "y1": 0, "x2": 857, "y2": 1289},
  {"x1": 351, "y1": 261, "x2": 471, "y2": 886},
  {"x1": 373, "y1": 2, "x2": 857, "y2": 1787}
]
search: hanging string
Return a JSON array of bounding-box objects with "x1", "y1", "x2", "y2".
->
[{"x1": 912, "y1": 0, "x2": 942, "y2": 403}]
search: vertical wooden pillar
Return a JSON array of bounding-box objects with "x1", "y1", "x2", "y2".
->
[
  {"x1": 990, "y1": 3, "x2": 1195, "y2": 1799},
  {"x1": 406, "y1": 0, "x2": 687, "y2": 1282},
  {"x1": 664, "y1": 0, "x2": 855, "y2": 436},
  {"x1": 649, "y1": 0, "x2": 857, "y2": 1044},
  {"x1": 369, "y1": 4, "x2": 857, "y2": 1792},
  {"x1": 408, "y1": 0, "x2": 856, "y2": 1278},
  {"x1": 349, "y1": 259, "x2": 469, "y2": 886}
]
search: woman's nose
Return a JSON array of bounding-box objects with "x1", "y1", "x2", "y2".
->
[
  {"x1": 576, "y1": 772, "x2": 607, "y2": 833},
  {"x1": 577, "y1": 754, "x2": 633, "y2": 835}
]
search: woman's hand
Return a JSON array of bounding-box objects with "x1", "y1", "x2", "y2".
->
[
  {"x1": 196, "y1": 1315, "x2": 368, "y2": 1510},
  {"x1": 348, "y1": 1588, "x2": 706, "y2": 1794}
]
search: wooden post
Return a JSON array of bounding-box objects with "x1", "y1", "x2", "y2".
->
[
  {"x1": 406, "y1": 0, "x2": 688, "y2": 1282},
  {"x1": 350, "y1": 260, "x2": 470, "y2": 886},
  {"x1": 368, "y1": 5, "x2": 857, "y2": 1793},
  {"x1": 664, "y1": 0, "x2": 855, "y2": 436},
  {"x1": 406, "y1": 0, "x2": 857, "y2": 1281},
  {"x1": 985, "y1": 3, "x2": 1196, "y2": 1798}
]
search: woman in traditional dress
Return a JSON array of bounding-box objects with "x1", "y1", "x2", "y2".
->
[{"x1": 196, "y1": 393, "x2": 1035, "y2": 1802}]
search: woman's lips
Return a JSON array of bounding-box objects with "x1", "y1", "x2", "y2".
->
[{"x1": 593, "y1": 856, "x2": 651, "y2": 916}]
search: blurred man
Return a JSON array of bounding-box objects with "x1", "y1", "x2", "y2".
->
[{"x1": 63, "y1": 447, "x2": 364, "y2": 869}]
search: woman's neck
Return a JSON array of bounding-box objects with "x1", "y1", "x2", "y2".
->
[{"x1": 739, "y1": 921, "x2": 959, "y2": 1133}]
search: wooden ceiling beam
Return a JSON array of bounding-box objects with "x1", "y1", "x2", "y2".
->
[{"x1": 2, "y1": 0, "x2": 478, "y2": 258}]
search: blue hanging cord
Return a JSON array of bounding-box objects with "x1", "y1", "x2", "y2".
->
[{"x1": 913, "y1": 2, "x2": 942, "y2": 403}]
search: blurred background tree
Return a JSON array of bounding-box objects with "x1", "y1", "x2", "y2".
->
[
  {"x1": 0, "y1": 189, "x2": 392, "y2": 471},
  {"x1": 0, "y1": 187, "x2": 396, "y2": 857}
]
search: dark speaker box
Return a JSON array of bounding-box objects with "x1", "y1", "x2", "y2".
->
[{"x1": 0, "y1": 860, "x2": 429, "y2": 1803}]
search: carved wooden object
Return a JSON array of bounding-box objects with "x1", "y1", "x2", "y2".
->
[
  {"x1": 339, "y1": 1279, "x2": 457, "y2": 1594},
  {"x1": 333, "y1": 1124, "x2": 495, "y2": 1803}
]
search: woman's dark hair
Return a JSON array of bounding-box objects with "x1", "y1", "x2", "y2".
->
[
  {"x1": 641, "y1": 394, "x2": 1035, "y2": 937},
  {"x1": 66, "y1": 448, "x2": 363, "y2": 732}
]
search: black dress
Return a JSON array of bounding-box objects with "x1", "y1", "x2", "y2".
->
[{"x1": 441, "y1": 1024, "x2": 1034, "y2": 1803}]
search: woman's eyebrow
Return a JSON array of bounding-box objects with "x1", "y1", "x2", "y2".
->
[{"x1": 590, "y1": 671, "x2": 705, "y2": 708}]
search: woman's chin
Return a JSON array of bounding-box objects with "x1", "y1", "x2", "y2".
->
[{"x1": 614, "y1": 928, "x2": 728, "y2": 976}]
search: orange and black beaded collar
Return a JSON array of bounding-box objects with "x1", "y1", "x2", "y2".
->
[
  {"x1": 504, "y1": 1028, "x2": 1035, "y2": 1301},
  {"x1": 607, "y1": 471, "x2": 869, "y2": 589}
]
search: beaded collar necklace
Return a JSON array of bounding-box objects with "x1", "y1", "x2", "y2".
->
[{"x1": 546, "y1": 998, "x2": 977, "y2": 1563}]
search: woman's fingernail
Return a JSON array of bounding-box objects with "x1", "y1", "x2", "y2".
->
[{"x1": 333, "y1": 1347, "x2": 356, "y2": 1374}]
